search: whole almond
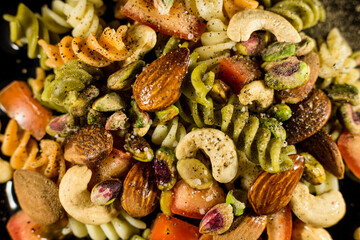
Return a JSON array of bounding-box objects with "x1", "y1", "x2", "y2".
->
[
  {"x1": 213, "y1": 210, "x2": 267, "y2": 240},
  {"x1": 284, "y1": 89, "x2": 331, "y2": 145},
  {"x1": 13, "y1": 169, "x2": 65, "y2": 225},
  {"x1": 121, "y1": 162, "x2": 160, "y2": 217},
  {"x1": 300, "y1": 129, "x2": 344, "y2": 179},
  {"x1": 248, "y1": 155, "x2": 305, "y2": 215},
  {"x1": 276, "y1": 51, "x2": 320, "y2": 104},
  {"x1": 133, "y1": 48, "x2": 190, "y2": 112}
]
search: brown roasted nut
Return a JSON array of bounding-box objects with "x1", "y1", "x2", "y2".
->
[
  {"x1": 284, "y1": 88, "x2": 331, "y2": 145},
  {"x1": 64, "y1": 125, "x2": 113, "y2": 165},
  {"x1": 121, "y1": 162, "x2": 160, "y2": 217},
  {"x1": 14, "y1": 169, "x2": 65, "y2": 225},
  {"x1": 248, "y1": 155, "x2": 305, "y2": 215},
  {"x1": 213, "y1": 211, "x2": 267, "y2": 240},
  {"x1": 300, "y1": 129, "x2": 345, "y2": 179},
  {"x1": 276, "y1": 51, "x2": 320, "y2": 104},
  {"x1": 133, "y1": 47, "x2": 190, "y2": 112}
]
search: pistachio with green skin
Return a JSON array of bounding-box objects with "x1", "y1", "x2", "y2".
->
[
  {"x1": 153, "y1": 105, "x2": 179, "y2": 125},
  {"x1": 87, "y1": 109, "x2": 107, "y2": 126},
  {"x1": 263, "y1": 56, "x2": 309, "y2": 90},
  {"x1": 235, "y1": 31, "x2": 269, "y2": 56},
  {"x1": 130, "y1": 100, "x2": 151, "y2": 137},
  {"x1": 210, "y1": 79, "x2": 231, "y2": 104},
  {"x1": 153, "y1": 0, "x2": 175, "y2": 15},
  {"x1": 92, "y1": 92, "x2": 126, "y2": 112},
  {"x1": 261, "y1": 117, "x2": 287, "y2": 140},
  {"x1": 105, "y1": 111, "x2": 130, "y2": 131},
  {"x1": 267, "y1": 103, "x2": 292, "y2": 122},
  {"x1": 338, "y1": 103, "x2": 360, "y2": 134},
  {"x1": 154, "y1": 147, "x2": 177, "y2": 191},
  {"x1": 199, "y1": 203, "x2": 234, "y2": 235},
  {"x1": 124, "y1": 133, "x2": 154, "y2": 162},
  {"x1": 90, "y1": 179, "x2": 122, "y2": 206},
  {"x1": 300, "y1": 152, "x2": 326, "y2": 185},
  {"x1": 107, "y1": 60, "x2": 145, "y2": 91},
  {"x1": 325, "y1": 84, "x2": 360, "y2": 105},
  {"x1": 159, "y1": 190, "x2": 172, "y2": 216},
  {"x1": 69, "y1": 85, "x2": 99, "y2": 117},
  {"x1": 177, "y1": 158, "x2": 213, "y2": 190},
  {"x1": 261, "y1": 42, "x2": 296, "y2": 62},
  {"x1": 226, "y1": 190, "x2": 246, "y2": 216},
  {"x1": 46, "y1": 113, "x2": 78, "y2": 137}
]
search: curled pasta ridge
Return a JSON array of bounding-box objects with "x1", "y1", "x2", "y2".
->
[
  {"x1": 267, "y1": 0, "x2": 326, "y2": 31},
  {"x1": 65, "y1": 209, "x2": 148, "y2": 240},
  {"x1": 0, "y1": 119, "x2": 66, "y2": 184},
  {"x1": 39, "y1": 26, "x2": 129, "y2": 68},
  {"x1": 151, "y1": 117, "x2": 187, "y2": 149}
]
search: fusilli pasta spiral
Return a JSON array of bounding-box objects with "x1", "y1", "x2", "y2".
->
[
  {"x1": 151, "y1": 117, "x2": 187, "y2": 149},
  {"x1": 39, "y1": 25, "x2": 129, "y2": 68},
  {"x1": 184, "y1": 0, "x2": 226, "y2": 22},
  {"x1": 0, "y1": 119, "x2": 66, "y2": 184},
  {"x1": 266, "y1": 0, "x2": 326, "y2": 31},
  {"x1": 65, "y1": 209, "x2": 148, "y2": 240},
  {"x1": 42, "y1": 0, "x2": 106, "y2": 37},
  {"x1": 318, "y1": 28, "x2": 360, "y2": 90},
  {"x1": 41, "y1": 59, "x2": 103, "y2": 112},
  {"x1": 193, "y1": 19, "x2": 236, "y2": 68},
  {"x1": 3, "y1": 3, "x2": 59, "y2": 69}
]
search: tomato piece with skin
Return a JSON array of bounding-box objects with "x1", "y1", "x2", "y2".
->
[
  {"x1": 6, "y1": 210, "x2": 43, "y2": 240},
  {"x1": 171, "y1": 179, "x2": 226, "y2": 219},
  {"x1": 0, "y1": 81, "x2": 52, "y2": 140},
  {"x1": 266, "y1": 205, "x2": 292, "y2": 240},
  {"x1": 149, "y1": 213, "x2": 200, "y2": 240},
  {"x1": 338, "y1": 131, "x2": 360, "y2": 179},
  {"x1": 218, "y1": 55, "x2": 262, "y2": 94},
  {"x1": 120, "y1": 0, "x2": 206, "y2": 42}
]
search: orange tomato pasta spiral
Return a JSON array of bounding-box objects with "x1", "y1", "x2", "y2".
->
[
  {"x1": 38, "y1": 25, "x2": 130, "y2": 68},
  {"x1": 0, "y1": 119, "x2": 66, "y2": 184}
]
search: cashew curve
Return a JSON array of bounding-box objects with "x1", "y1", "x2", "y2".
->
[
  {"x1": 238, "y1": 80, "x2": 274, "y2": 112},
  {"x1": 290, "y1": 182, "x2": 346, "y2": 228},
  {"x1": 227, "y1": 9, "x2": 301, "y2": 43},
  {"x1": 175, "y1": 128, "x2": 238, "y2": 183},
  {"x1": 59, "y1": 165, "x2": 121, "y2": 225}
]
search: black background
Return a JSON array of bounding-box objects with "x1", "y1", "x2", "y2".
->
[{"x1": 0, "y1": 0, "x2": 360, "y2": 239}]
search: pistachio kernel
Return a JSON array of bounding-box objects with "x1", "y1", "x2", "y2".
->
[
  {"x1": 210, "y1": 79, "x2": 231, "y2": 104},
  {"x1": 325, "y1": 84, "x2": 360, "y2": 106},
  {"x1": 176, "y1": 158, "x2": 213, "y2": 190},
  {"x1": 267, "y1": 103, "x2": 292, "y2": 122},
  {"x1": 261, "y1": 42, "x2": 296, "y2": 62},
  {"x1": 199, "y1": 203, "x2": 234, "y2": 235},
  {"x1": 263, "y1": 56, "x2": 309, "y2": 90},
  {"x1": 90, "y1": 179, "x2": 122, "y2": 206},
  {"x1": 226, "y1": 190, "x2": 247, "y2": 216},
  {"x1": 154, "y1": 147, "x2": 177, "y2": 191},
  {"x1": 300, "y1": 152, "x2": 326, "y2": 185},
  {"x1": 124, "y1": 133, "x2": 154, "y2": 162},
  {"x1": 338, "y1": 103, "x2": 360, "y2": 134},
  {"x1": 107, "y1": 60, "x2": 145, "y2": 91}
]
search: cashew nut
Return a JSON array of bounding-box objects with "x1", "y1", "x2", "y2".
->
[
  {"x1": 238, "y1": 80, "x2": 274, "y2": 112},
  {"x1": 290, "y1": 182, "x2": 346, "y2": 228},
  {"x1": 292, "y1": 219, "x2": 333, "y2": 240},
  {"x1": 59, "y1": 165, "x2": 121, "y2": 225},
  {"x1": 227, "y1": 9, "x2": 301, "y2": 43},
  {"x1": 175, "y1": 128, "x2": 238, "y2": 183}
]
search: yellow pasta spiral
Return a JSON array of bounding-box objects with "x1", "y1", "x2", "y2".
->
[{"x1": 38, "y1": 26, "x2": 129, "y2": 68}]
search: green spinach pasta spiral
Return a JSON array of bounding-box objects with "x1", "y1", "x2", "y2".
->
[
  {"x1": 3, "y1": 3, "x2": 59, "y2": 69},
  {"x1": 265, "y1": 0, "x2": 326, "y2": 31},
  {"x1": 41, "y1": 59, "x2": 103, "y2": 112},
  {"x1": 177, "y1": 63, "x2": 295, "y2": 173}
]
